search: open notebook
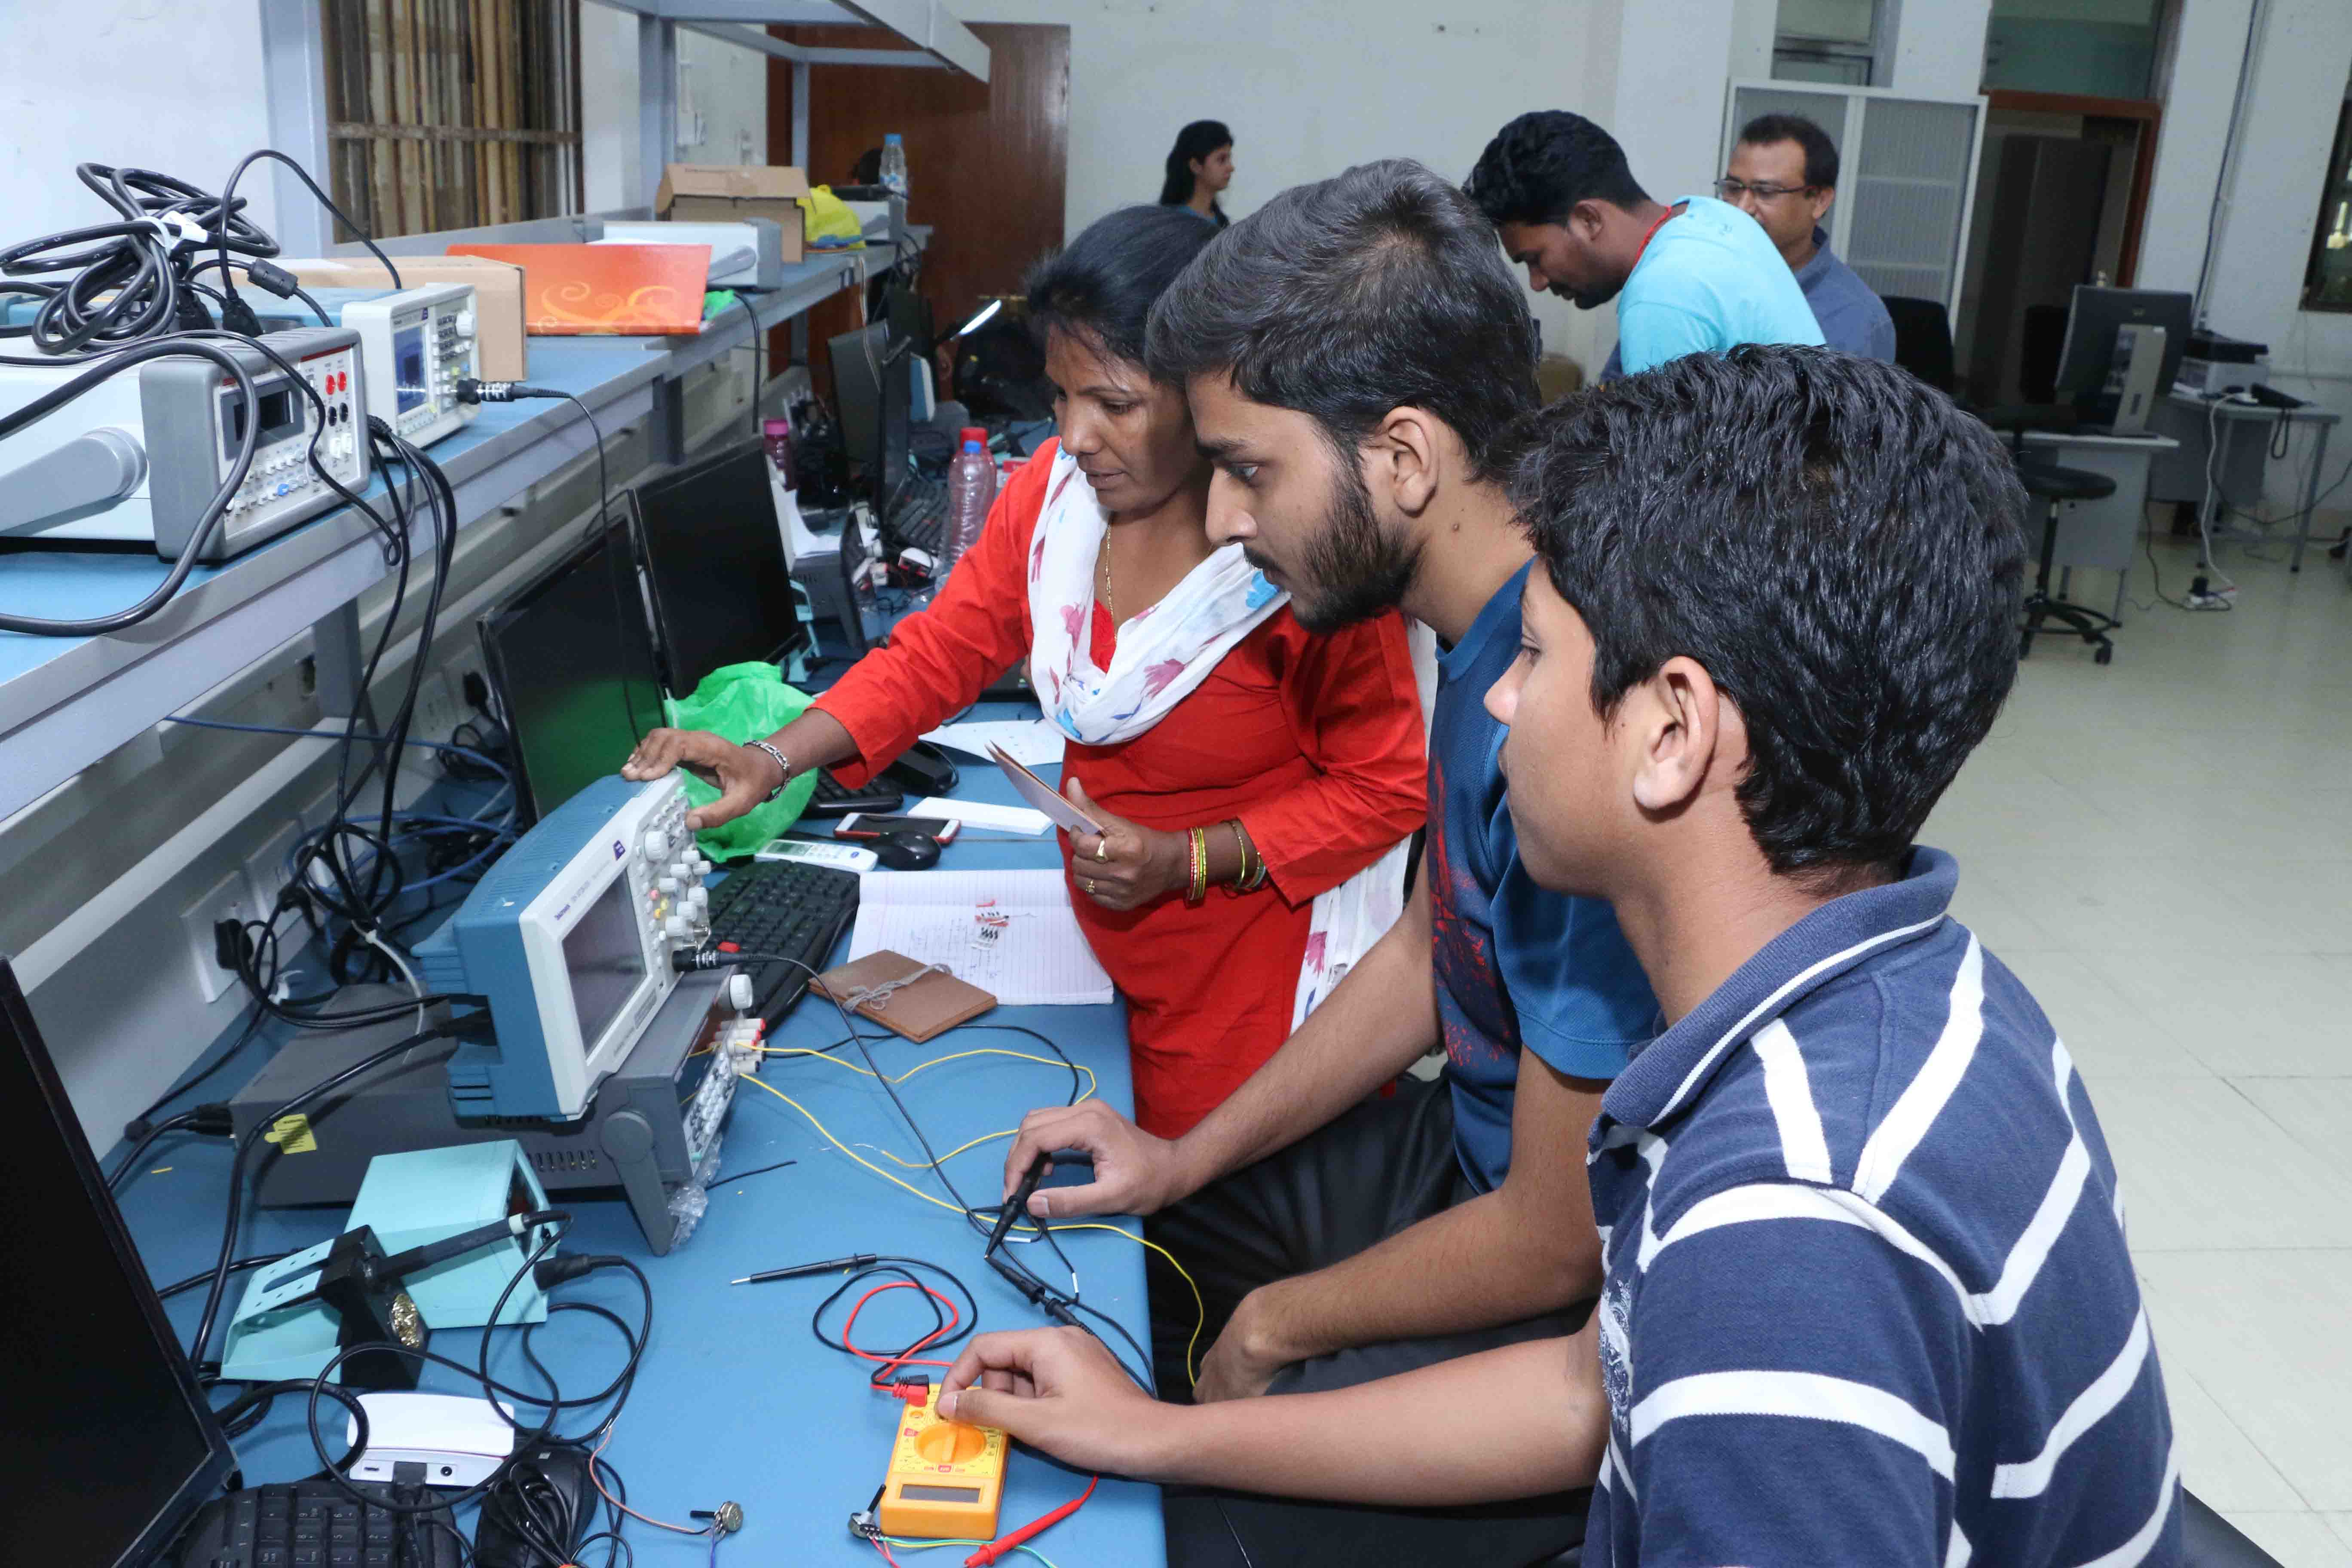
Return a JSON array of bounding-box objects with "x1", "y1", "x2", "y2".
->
[{"x1": 845, "y1": 868, "x2": 1115, "y2": 1006}]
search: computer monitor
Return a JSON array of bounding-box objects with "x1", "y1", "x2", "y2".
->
[
  {"x1": 2053, "y1": 286, "x2": 2193, "y2": 430},
  {"x1": 631, "y1": 440, "x2": 812, "y2": 696},
  {"x1": 480, "y1": 524, "x2": 667, "y2": 826},
  {"x1": 0, "y1": 957, "x2": 237, "y2": 1566},
  {"x1": 828, "y1": 317, "x2": 916, "y2": 504}
]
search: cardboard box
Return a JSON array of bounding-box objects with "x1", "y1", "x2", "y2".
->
[
  {"x1": 656, "y1": 164, "x2": 809, "y2": 264},
  {"x1": 279, "y1": 255, "x2": 529, "y2": 381},
  {"x1": 447, "y1": 243, "x2": 710, "y2": 337}
]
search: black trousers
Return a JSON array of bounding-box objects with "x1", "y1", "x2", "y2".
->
[{"x1": 1143, "y1": 1074, "x2": 1589, "y2": 1568}]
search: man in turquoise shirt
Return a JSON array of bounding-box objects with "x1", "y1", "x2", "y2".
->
[{"x1": 1467, "y1": 110, "x2": 1823, "y2": 376}]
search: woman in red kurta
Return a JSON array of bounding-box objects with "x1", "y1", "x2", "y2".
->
[{"x1": 623, "y1": 207, "x2": 1424, "y2": 1137}]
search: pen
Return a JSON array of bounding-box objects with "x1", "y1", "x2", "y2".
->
[{"x1": 731, "y1": 1253, "x2": 880, "y2": 1285}]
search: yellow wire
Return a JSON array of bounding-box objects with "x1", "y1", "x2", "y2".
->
[
  {"x1": 1048, "y1": 1221, "x2": 1203, "y2": 1391},
  {"x1": 761, "y1": 1044, "x2": 1098, "y2": 1104},
  {"x1": 734, "y1": 1071, "x2": 1203, "y2": 1390},
  {"x1": 874, "y1": 1127, "x2": 1012, "y2": 1169}
]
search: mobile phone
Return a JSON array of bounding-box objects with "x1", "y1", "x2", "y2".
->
[{"x1": 834, "y1": 813, "x2": 960, "y2": 843}]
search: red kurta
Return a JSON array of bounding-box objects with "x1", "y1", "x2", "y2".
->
[{"x1": 815, "y1": 442, "x2": 1427, "y2": 1137}]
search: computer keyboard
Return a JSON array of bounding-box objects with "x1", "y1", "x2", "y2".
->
[
  {"x1": 176, "y1": 1479, "x2": 461, "y2": 1568},
  {"x1": 885, "y1": 474, "x2": 949, "y2": 560},
  {"x1": 705, "y1": 857, "x2": 862, "y2": 1024},
  {"x1": 804, "y1": 768, "x2": 905, "y2": 819}
]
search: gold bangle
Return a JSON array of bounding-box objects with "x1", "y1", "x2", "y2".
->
[{"x1": 1227, "y1": 820, "x2": 1254, "y2": 891}]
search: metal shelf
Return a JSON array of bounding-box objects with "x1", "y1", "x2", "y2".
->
[{"x1": 0, "y1": 246, "x2": 899, "y2": 823}]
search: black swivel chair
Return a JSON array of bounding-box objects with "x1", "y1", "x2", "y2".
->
[
  {"x1": 2015, "y1": 454, "x2": 2119, "y2": 664},
  {"x1": 1886, "y1": 296, "x2": 2121, "y2": 666}
]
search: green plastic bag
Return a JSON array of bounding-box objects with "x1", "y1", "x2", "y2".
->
[{"x1": 663, "y1": 661, "x2": 820, "y2": 861}]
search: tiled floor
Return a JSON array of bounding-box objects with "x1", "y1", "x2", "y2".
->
[{"x1": 1923, "y1": 524, "x2": 2352, "y2": 1564}]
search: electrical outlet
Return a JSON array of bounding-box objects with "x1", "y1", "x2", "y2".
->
[
  {"x1": 245, "y1": 815, "x2": 307, "y2": 921},
  {"x1": 181, "y1": 870, "x2": 258, "y2": 1005},
  {"x1": 409, "y1": 668, "x2": 462, "y2": 747}
]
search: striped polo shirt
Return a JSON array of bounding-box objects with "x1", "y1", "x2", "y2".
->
[{"x1": 1585, "y1": 847, "x2": 2180, "y2": 1565}]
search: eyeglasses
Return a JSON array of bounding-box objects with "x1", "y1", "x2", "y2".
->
[{"x1": 1715, "y1": 178, "x2": 1815, "y2": 201}]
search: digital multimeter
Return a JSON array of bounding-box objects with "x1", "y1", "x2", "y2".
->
[{"x1": 877, "y1": 1384, "x2": 1006, "y2": 1540}]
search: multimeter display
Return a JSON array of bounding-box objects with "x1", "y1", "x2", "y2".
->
[{"x1": 900, "y1": 1485, "x2": 982, "y2": 1502}]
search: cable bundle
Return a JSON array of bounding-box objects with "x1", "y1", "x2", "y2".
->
[{"x1": 0, "y1": 164, "x2": 276, "y2": 355}]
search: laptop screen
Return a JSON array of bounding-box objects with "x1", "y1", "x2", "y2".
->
[{"x1": 0, "y1": 959, "x2": 235, "y2": 1565}]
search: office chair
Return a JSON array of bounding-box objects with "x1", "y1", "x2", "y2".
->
[
  {"x1": 1883, "y1": 296, "x2": 1958, "y2": 395},
  {"x1": 1878, "y1": 300, "x2": 2121, "y2": 668},
  {"x1": 2014, "y1": 449, "x2": 2119, "y2": 664}
]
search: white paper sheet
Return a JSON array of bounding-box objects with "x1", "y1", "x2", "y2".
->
[
  {"x1": 919, "y1": 719, "x2": 1067, "y2": 768},
  {"x1": 847, "y1": 868, "x2": 1113, "y2": 1006},
  {"x1": 910, "y1": 796, "x2": 1053, "y2": 837}
]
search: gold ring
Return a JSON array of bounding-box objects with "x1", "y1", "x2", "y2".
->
[
  {"x1": 1095, "y1": 840, "x2": 1109, "y2": 861},
  {"x1": 1082, "y1": 878, "x2": 1096, "y2": 894}
]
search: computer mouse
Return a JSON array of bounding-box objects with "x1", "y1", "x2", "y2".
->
[{"x1": 873, "y1": 831, "x2": 940, "y2": 870}]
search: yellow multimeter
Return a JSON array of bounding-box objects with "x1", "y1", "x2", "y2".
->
[{"x1": 876, "y1": 1384, "x2": 1007, "y2": 1540}]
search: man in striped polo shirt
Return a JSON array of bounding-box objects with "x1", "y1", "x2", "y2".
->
[
  {"x1": 937, "y1": 346, "x2": 2180, "y2": 1565},
  {"x1": 1490, "y1": 346, "x2": 2178, "y2": 1562}
]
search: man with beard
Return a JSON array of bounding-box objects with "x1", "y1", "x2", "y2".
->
[
  {"x1": 1467, "y1": 110, "x2": 1822, "y2": 376},
  {"x1": 991, "y1": 159, "x2": 1657, "y2": 1566}
]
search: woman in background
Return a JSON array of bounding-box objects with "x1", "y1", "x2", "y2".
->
[{"x1": 1159, "y1": 121, "x2": 1235, "y2": 228}]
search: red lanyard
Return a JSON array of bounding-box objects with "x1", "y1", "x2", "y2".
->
[{"x1": 1630, "y1": 202, "x2": 1687, "y2": 272}]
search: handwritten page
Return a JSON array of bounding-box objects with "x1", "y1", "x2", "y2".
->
[
  {"x1": 847, "y1": 868, "x2": 1113, "y2": 1006},
  {"x1": 919, "y1": 719, "x2": 1067, "y2": 768}
]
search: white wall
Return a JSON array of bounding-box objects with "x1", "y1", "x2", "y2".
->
[
  {"x1": 579, "y1": 9, "x2": 768, "y2": 214},
  {"x1": 0, "y1": 0, "x2": 276, "y2": 244},
  {"x1": 2143, "y1": 0, "x2": 2352, "y2": 496},
  {"x1": 968, "y1": 0, "x2": 1610, "y2": 367}
]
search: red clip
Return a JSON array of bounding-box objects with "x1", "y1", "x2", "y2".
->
[{"x1": 717, "y1": 940, "x2": 740, "y2": 953}]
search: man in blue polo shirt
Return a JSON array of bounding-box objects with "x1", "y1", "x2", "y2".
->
[
  {"x1": 937, "y1": 346, "x2": 2179, "y2": 1567},
  {"x1": 1719, "y1": 111, "x2": 1897, "y2": 360},
  {"x1": 1466, "y1": 110, "x2": 1823, "y2": 377},
  {"x1": 991, "y1": 159, "x2": 1656, "y2": 1566}
]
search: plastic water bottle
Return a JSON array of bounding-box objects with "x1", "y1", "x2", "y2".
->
[
  {"x1": 941, "y1": 426, "x2": 995, "y2": 579},
  {"x1": 879, "y1": 133, "x2": 910, "y2": 199}
]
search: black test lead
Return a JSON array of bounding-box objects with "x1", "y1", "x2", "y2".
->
[{"x1": 732, "y1": 1253, "x2": 882, "y2": 1285}]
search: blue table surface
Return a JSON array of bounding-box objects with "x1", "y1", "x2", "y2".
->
[
  {"x1": 107, "y1": 738, "x2": 1166, "y2": 1568},
  {"x1": 0, "y1": 337, "x2": 662, "y2": 680}
]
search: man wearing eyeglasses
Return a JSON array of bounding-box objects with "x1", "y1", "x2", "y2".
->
[
  {"x1": 1719, "y1": 113, "x2": 1896, "y2": 363},
  {"x1": 1468, "y1": 111, "x2": 1823, "y2": 380}
]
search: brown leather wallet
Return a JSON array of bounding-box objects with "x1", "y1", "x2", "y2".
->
[{"x1": 809, "y1": 949, "x2": 997, "y2": 1042}]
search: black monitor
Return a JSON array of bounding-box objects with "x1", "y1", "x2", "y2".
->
[
  {"x1": 0, "y1": 957, "x2": 237, "y2": 1566},
  {"x1": 828, "y1": 317, "x2": 916, "y2": 505},
  {"x1": 480, "y1": 524, "x2": 667, "y2": 826},
  {"x1": 631, "y1": 440, "x2": 811, "y2": 696},
  {"x1": 2053, "y1": 286, "x2": 2193, "y2": 423}
]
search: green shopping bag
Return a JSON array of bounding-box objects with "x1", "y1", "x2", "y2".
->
[{"x1": 662, "y1": 661, "x2": 821, "y2": 861}]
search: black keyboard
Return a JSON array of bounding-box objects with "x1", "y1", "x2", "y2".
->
[
  {"x1": 176, "y1": 1479, "x2": 460, "y2": 1568},
  {"x1": 804, "y1": 768, "x2": 904, "y2": 819},
  {"x1": 885, "y1": 475, "x2": 949, "y2": 560},
  {"x1": 706, "y1": 858, "x2": 862, "y2": 1024}
]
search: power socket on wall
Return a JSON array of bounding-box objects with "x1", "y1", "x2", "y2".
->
[{"x1": 179, "y1": 870, "x2": 258, "y2": 1004}]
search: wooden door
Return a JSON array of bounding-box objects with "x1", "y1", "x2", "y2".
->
[{"x1": 768, "y1": 22, "x2": 1069, "y2": 397}]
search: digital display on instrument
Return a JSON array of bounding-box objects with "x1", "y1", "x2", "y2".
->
[
  {"x1": 561, "y1": 876, "x2": 646, "y2": 1055},
  {"x1": 394, "y1": 321, "x2": 429, "y2": 414},
  {"x1": 898, "y1": 1485, "x2": 982, "y2": 1504},
  {"x1": 221, "y1": 386, "x2": 303, "y2": 460}
]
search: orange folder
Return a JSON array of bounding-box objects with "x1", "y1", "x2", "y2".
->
[{"x1": 446, "y1": 242, "x2": 712, "y2": 335}]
